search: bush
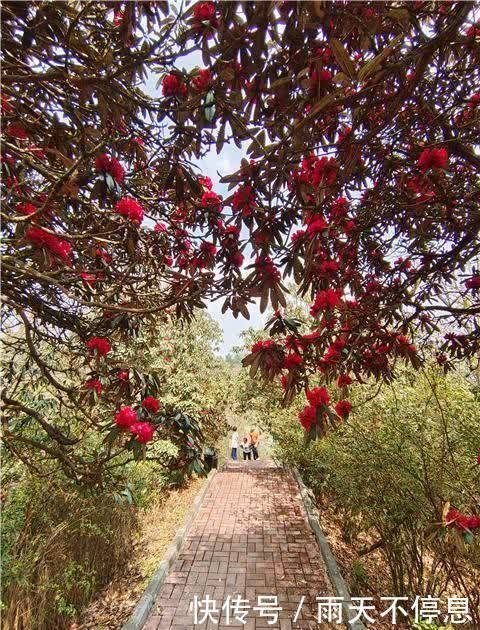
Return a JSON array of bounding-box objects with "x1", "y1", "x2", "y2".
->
[{"x1": 270, "y1": 367, "x2": 480, "y2": 623}]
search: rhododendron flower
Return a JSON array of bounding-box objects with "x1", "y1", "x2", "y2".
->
[
  {"x1": 1, "y1": 94, "x2": 13, "y2": 114},
  {"x1": 85, "y1": 378, "x2": 102, "y2": 394},
  {"x1": 337, "y1": 374, "x2": 352, "y2": 387},
  {"x1": 192, "y1": 68, "x2": 213, "y2": 92},
  {"x1": 291, "y1": 229, "x2": 306, "y2": 243},
  {"x1": 335, "y1": 400, "x2": 352, "y2": 418},
  {"x1": 26, "y1": 226, "x2": 72, "y2": 262},
  {"x1": 80, "y1": 272, "x2": 96, "y2": 286},
  {"x1": 465, "y1": 276, "x2": 480, "y2": 290},
  {"x1": 310, "y1": 289, "x2": 343, "y2": 317},
  {"x1": 307, "y1": 216, "x2": 328, "y2": 236},
  {"x1": 298, "y1": 404, "x2": 317, "y2": 430},
  {"x1": 193, "y1": 1, "x2": 217, "y2": 27},
  {"x1": 162, "y1": 74, "x2": 187, "y2": 97},
  {"x1": 255, "y1": 256, "x2": 281, "y2": 282},
  {"x1": 280, "y1": 374, "x2": 288, "y2": 390},
  {"x1": 94, "y1": 153, "x2": 124, "y2": 183},
  {"x1": 319, "y1": 260, "x2": 340, "y2": 275},
  {"x1": 232, "y1": 184, "x2": 256, "y2": 217},
  {"x1": 283, "y1": 353, "x2": 302, "y2": 370},
  {"x1": 417, "y1": 148, "x2": 448, "y2": 171},
  {"x1": 115, "y1": 406, "x2": 137, "y2": 429},
  {"x1": 445, "y1": 508, "x2": 480, "y2": 532},
  {"x1": 86, "y1": 336, "x2": 111, "y2": 357},
  {"x1": 115, "y1": 197, "x2": 144, "y2": 225},
  {"x1": 129, "y1": 421, "x2": 155, "y2": 443},
  {"x1": 201, "y1": 190, "x2": 222, "y2": 209},
  {"x1": 330, "y1": 197, "x2": 349, "y2": 220},
  {"x1": 306, "y1": 386, "x2": 330, "y2": 408},
  {"x1": 17, "y1": 202, "x2": 37, "y2": 216},
  {"x1": 251, "y1": 340, "x2": 274, "y2": 353},
  {"x1": 300, "y1": 331, "x2": 321, "y2": 347},
  {"x1": 199, "y1": 175, "x2": 213, "y2": 190},
  {"x1": 142, "y1": 396, "x2": 160, "y2": 414},
  {"x1": 6, "y1": 124, "x2": 28, "y2": 139}
]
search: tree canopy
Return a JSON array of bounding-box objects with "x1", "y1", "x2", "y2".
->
[{"x1": 1, "y1": 1, "x2": 479, "y2": 473}]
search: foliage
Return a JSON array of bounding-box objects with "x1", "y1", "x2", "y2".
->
[
  {"x1": 266, "y1": 367, "x2": 480, "y2": 624},
  {"x1": 1, "y1": 311, "x2": 230, "y2": 628},
  {"x1": 1, "y1": 1, "x2": 480, "y2": 478}
]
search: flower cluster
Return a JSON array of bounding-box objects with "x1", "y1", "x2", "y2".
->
[
  {"x1": 310, "y1": 289, "x2": 343, "y2": 317},
  {"x1": 232, "y1": 185, "x2": 256, "y2": 217},
  {"x1": 192, "y1": 68, "x2": 213, "y2": 92},
  {"x1": 445, "y1": 508, "x2": 480, "y2": 533},
  {"x1": 94, "y1": 153, "x2": 124, "y2": 183},
  {"x1": 162, "y1": 73, "x2": 187, "y2": 97},
  {"x1": 26, "y1": 226, "x2": 72, "y2": 263},
  {"x1": 86, "y1": 337, "x2": 111, "y2": 357},
  {"x1": 192, "y1": 1, "x2": 218, "y2": 29},
  {"x1": 417, "y1": 148, "x2": 448, "y2": 172},
  {"x1": 114, "y1": 403, "x2": 156, "y2": 443},
  {"x1": 115, "y1": 197, "x2": 144, "y2": 225},
  {"x1": 255, "y1": 256, "x2": 281, "y2": 283},
  {"x1": 251, "y1": 339, "x2": 275, "y2": 354}
]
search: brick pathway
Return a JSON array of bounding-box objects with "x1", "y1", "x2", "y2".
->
[{"x1": 144, "y1": 462, "x2": 334, "y2": 630}]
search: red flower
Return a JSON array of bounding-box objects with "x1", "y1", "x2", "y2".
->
[
  {"x1": 417, "y1": 148, "x2": 448, "y2": 172},
  {"x1": 162, "y1": 74, "x2": 187, "y2": 97},
  {"x1": 337, "y1": 374, "x2": 352, "y2": 387},
  {"x1": 193, "y1": 1, "x2": 218, "y2": 27},
  {"x1": 445, "y1": 508, "x2": 480, "y2": 532},
  {"x1": 307, "y1": 216, "x2": 328, "y2": 237},
  {"x1": 251, "y1": 340, "x2": 274, "y2": 353},
  {"x1": 118, "y1": 370, "x2": 129, "y2": 381},
  {"x1": 1, "y1": 94, "x2": 13, "y2": 114},
  {"x1": 199, "y1": 175, "x2": 213, "y2": 190},
  {"x1": 306, "y1": 386, "x2": 330, "y2": 408},
  {"x1": 94, "y1": 153, "x2": 124, "y2": 184},
  {"x1": 6, "y1": 124, "x2": 28, "y2": 139},
  {"x1": 115, "y1": 197, "x2": 144, "y2": 225},
  {"x1": 201, "y1": 190, "x2": 222, "y2": 209},
  {"x1": 283, "y1": 353, "x2": 302, "y2": 370},
  {"x1": 465, "y1": 276, "x2": 480, "y2": 290},
  {"x1": 17, "y1": 202, "x2": 37, "y2": 216},
  {"x1": 80, "y1": 272, "x2": 96, "y2": 286},
  {"x1": 255, "y1": 256, "x2": 280, "y2": 282},
  {"x1": 115, "y1": 406, "x2": 137, "y2": 429},
  {"x1": 142, "y1": 396, "x2": 160, "y2": 414},
  {"x1": 86, "y1": 336, "x2": 111, "y2": 357},
  {"x1": 335, "y1": 400, "x2": 352, "y2": 418},
  {"x1": 26, "y1": 226, "x2": 72, "y2": 262},
  {"x1": 232, "y1": 184, "x2": 256, "y2": 217},
  {"x1": 85, "y1": 378, "x2": 102, "y2": 394},
  {"x1": 298, "y1": 404, "x2": 317, "y2": 430},
  {"x1": 330, "y1": 197, "x2": 349, "y2": 221},
  {"x1": 192, "y1": 68, "x2": 213, "y2": 92},
  {"x1": 129, "y1": 421, "x2": 155, "y2": 443},
  {"x1": 310, "y1": 289, "x2": 343, "y2": 317}
]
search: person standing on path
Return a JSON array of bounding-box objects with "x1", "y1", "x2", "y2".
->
[
  {"x1": 240, "y1": 436, "x2": 252, "y2": 460},
  {"x1": 249, "y1": 427, "x2": 260, "y2": 460},
  {"x1": 230, "y1": 426, "x2": 239, "y2": 460}
]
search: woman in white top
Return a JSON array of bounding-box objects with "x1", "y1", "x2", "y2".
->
[{"x1": 230, "y1": 427, "x2": 239, "y2": 460}]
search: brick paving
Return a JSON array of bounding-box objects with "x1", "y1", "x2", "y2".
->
[{"x1": 143, "y1": 461, "x2": 335, "y2": 629}]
